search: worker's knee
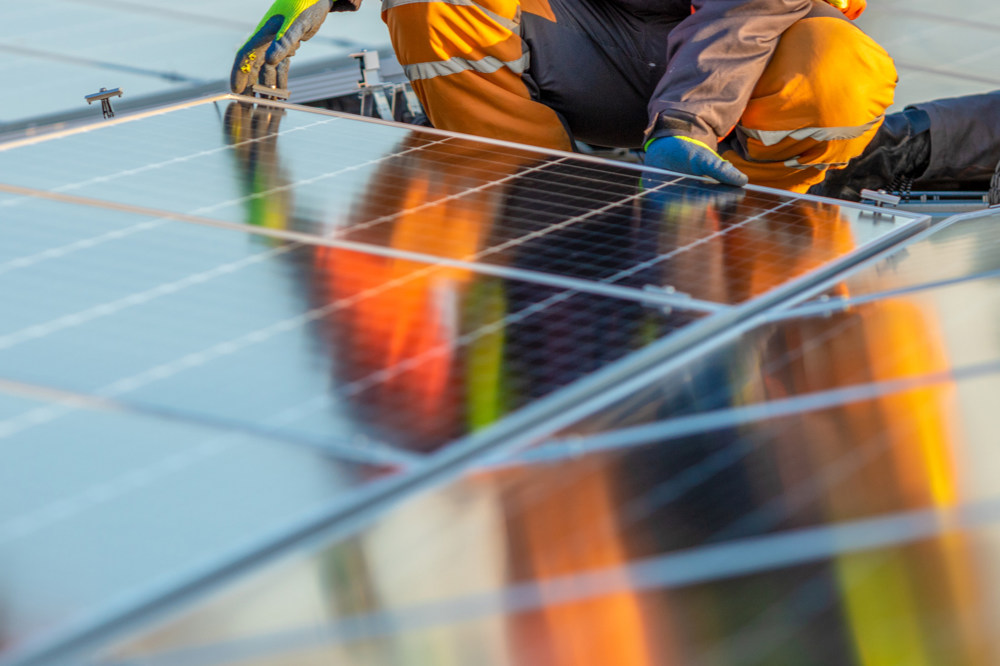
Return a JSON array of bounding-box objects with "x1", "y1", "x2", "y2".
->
[
  {"x1": 755, "y1": 17, "x2": 897, "y2": 129},
  {"x1": 382, "y1": 0, "x2": 522, "y2": 67},
  {"x1": 730, "y1": 17, "x2": 897, "y2": 191},
  {"x1": 381, "y1": 0, "x2": 572, "y2": 149}
]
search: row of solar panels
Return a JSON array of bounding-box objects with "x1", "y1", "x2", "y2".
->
[{"x1": 2, "y1": 96, "x2": 1000, "y2": 666}]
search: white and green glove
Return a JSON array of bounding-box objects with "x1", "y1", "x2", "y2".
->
[{"x1": 231, "y1": 0, "x2": 334, "y2": 94}]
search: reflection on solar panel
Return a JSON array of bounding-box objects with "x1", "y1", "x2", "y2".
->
[
  {"x1": 0, "y1": 96, "x2": 934, "y2": 666},
  {"x1": 97, "y1": 206, "x2": 1000, "y2": 666}
]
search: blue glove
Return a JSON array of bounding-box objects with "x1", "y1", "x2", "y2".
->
[
  {"x1": 231, "y1": 0, "x2": 334, "y2": 94},
  {"x1": 644, "y1": 136, "x2": 748, "y2": 187}
]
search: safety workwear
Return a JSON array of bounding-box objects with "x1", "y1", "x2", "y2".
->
[
  {"x1": 814, "y1": 90, "x2": 1000, "y2": 200},
  {"x1": 231, "y1": 0, "x2": 334, "y2": 94},
  {"x1": 810, "y1": 107, "x2": 930, "y2": 201},
  {"x1": 381, "y1": 0, "x2": 573, "y2": 151},
  {"x1": 380, "y1": 0, "x2": 894, "y2": 191},
  {"x1": 720, "y1": 15, "x2": 896, "y2": 192},
  {"x1": 644, "y1": 137, "x2": 748, "y2": 187}
]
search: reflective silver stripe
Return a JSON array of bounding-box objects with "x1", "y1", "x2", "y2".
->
[
  {"x1": 404, "y1": 52, "x2": 530, "y2": 81},
  {"x1": 382, "y1": 0, "x2": 519, "y2": 32},
  {"x1": 740, "y1": 115, "x2": 883, "y2": 147},
  {"x1": 783, "y1": 158, "x2": 851, "y2": 170}
]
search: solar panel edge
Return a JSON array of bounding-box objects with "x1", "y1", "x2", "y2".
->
[{"x1": 0, "y1": 94, "x2": 237, "y2": 154}]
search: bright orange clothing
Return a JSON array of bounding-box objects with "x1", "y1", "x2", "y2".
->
[
  {"x1": 382, "y1": 0, "x2": 895, "y2": 193},
  {"x1": 723, "y1": 17, "x2": 897, "y2": 192}
]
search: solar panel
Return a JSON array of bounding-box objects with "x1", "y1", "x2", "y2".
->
[
  {"x1": 93, "y1": 211, "x2": 1000, "y2": 666},
  {"x1": 0, "y1": 101, "x2": 922, "y2": 311},
  {"x1": 97, "y1": 377, "x2": 1000, "y2": 666},
  {"x1": 0, "y1": 96, "x2": 933, "y2": 665}
]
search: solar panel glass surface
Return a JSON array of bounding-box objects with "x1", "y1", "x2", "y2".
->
[
  {"x1": 98, "y1": 365, "x2": 1000, "y2": 666},
  {"x1": 4, "y1": 0, "x2": 386, "y2": 127},
  {"x1": 0, "y1": 98, "x2": 932, "y2": 665},
  {"x1": 0, "y1": 384, "x2": 385, "y2": 664},
  {"x1": 806, "y1": 210, "x2": 1000, "y2": 301},
  {"x1": 0, "y1": 101, "x2": 922, "y2": 309}
]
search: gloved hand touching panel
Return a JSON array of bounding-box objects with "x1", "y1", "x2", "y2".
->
[
  {"x1": 231, "y1": 0, "x2": 334, "y2": 94},
  {"x1": 644, "y1": 136, "x2": 748, "y2": 187}
]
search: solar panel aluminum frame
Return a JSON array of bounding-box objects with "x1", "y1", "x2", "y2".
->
[{"x1": 0, "y1": 95, "x2": 935, "y2": 666}]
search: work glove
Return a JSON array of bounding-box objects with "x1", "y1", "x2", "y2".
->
[
  {"x1": 231, "y1": 0, "x2": 334, "y2": 94},
  {"x1": 644, "y1": 136, "x2": 748, "y2": 187}
]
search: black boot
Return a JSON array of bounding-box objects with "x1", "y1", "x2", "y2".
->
[
  {"x1": 989, "y1": 158, "x2": 1000, "y2": 206},
  {"x1": 809, "y1": 107, "x2": 931, "y2": 201}
]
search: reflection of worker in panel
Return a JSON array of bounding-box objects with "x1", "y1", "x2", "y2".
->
[
  {"x1": 224, "y1": 101, "x2": 504, "y2": 451},
  {"x1": 307, "y1": 145, "x2": 682, "y2": 450},
  {"x1": 231, "y1": 0, "x2": 1000, "y2": 198},
  {"x1": 224, "y1": 98, "x2": 683, "y2": 452},
  {"x1": 749, "y1": 304, "x2": 988, "y2": 665},
  {"x1": 574, "y1": 188, "x2": 989, "y2": 664},
  {"x1": 223, "y1": 98, "x2": 692, "y2": 662}
]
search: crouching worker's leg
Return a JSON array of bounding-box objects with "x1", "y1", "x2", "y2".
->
[
  {"x1": 382, "y1": 0, "x2": 573, "y2": 151},
  {"x1": 813, "y1": 91, "x2": 1000, "y2": 200},
  {"x1": 721, "y1": 16, "x2": 897, "y2": 193}
]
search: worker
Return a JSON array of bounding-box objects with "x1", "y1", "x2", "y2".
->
[{"x1": 231, "y1": 0, "x2": 894, "y2": 193}]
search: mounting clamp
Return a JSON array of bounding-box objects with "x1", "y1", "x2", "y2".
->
[
  {"x1": 859, "y1": 189, "x2": 901, "y2": 208},
  {"x1": 85, "y1": 87, "x2": 123, "y2": 119}
]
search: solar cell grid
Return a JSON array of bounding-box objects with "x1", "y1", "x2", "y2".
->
[
  {"x1": 0, "y1": 97, "x2": 933, "y2": 666},
  {"x1": 0, "y1": 100, "x2": 922, "y2": 317},
  {"x1": 0, "y1": 197, "x2": 702, "y2": 458}
]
